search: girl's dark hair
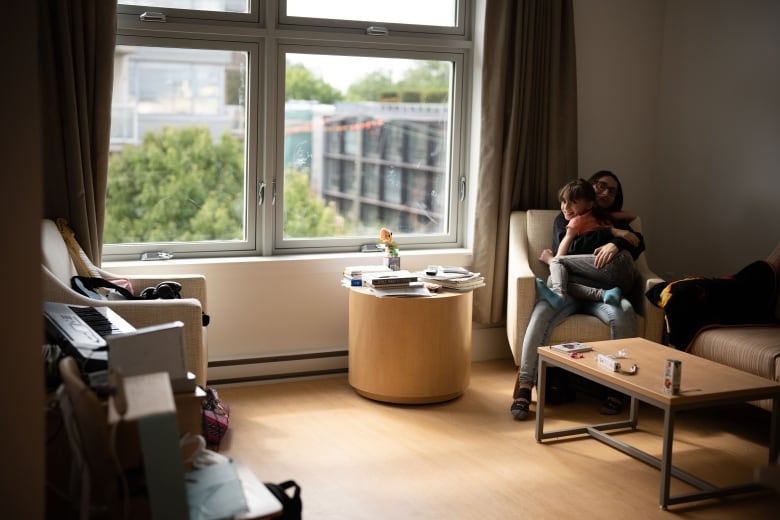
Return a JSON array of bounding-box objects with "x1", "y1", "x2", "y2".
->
[
  {"x1": 559, "y1": 178, "x2": 609, "y2": 222},
  {"x1": 587, "y1": 170, "x2": 624, "y2": 212},
  {"x1": 558, "y1": 178, "x2": 596, "y2": 204}
]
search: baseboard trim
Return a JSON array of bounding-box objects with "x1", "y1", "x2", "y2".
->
[
  {"x1": 209, "y1": 349, "x2": 348, "y2": 367},
  {"x1": 204, "y1": 325, "x2": 513, "y2": 386},
  {"x1": 208, "y1": 367, "x2": 347, "y2": 386},
  {"x1": 206, "y1": 349, "x2": 349, "y2": 385}
]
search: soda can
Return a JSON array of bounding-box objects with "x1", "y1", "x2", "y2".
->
[{"x1": 663, "y1": 359, "x2": 681, "y2": 395}]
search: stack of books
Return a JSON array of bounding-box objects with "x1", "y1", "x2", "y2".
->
[
  {"x1": 342, "y1": 265, "x2": 393, "y2": 287},
  {"x1": 416, "y1": 266, "x2": 485, "y2": 291},
  {"x1": 362, "y1": 270, "x2": 419, "y2": 289}
]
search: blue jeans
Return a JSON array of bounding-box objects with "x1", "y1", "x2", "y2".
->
[{"x1": 516, "y1": 297, "x2": 637, "y2": 389}]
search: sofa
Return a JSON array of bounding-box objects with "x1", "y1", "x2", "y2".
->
[
  {"x1": 651, "y1": 243, "x2": 780, "y2": 411},
  {"x1": 506, "y1": 210, "x2": 666, "y2": 365},
  {"x1": 41, "y1": 218, "x2": 209, "y2": 386}
]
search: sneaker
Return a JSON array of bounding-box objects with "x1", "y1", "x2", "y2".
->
[
  {"x1": 511, "y1": 397, "x2": 530, "y2": 420},
  {"x1": 599, "y1": 396, "x2": 624, "y2": 415},
  {"x1": 603, "y1": 287, "x2": 622, "y2": 305}
]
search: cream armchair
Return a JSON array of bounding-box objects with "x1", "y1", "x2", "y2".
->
[
  {"x1": 41, "y1": 219, "x2": 208, "y2": 386},
  {"x1": 506, "y1": 210, "x2": 665, "y2": 365}
]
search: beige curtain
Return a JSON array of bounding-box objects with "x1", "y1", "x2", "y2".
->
[
  {"x1": 471, "y1": 0, "x2": 578, "y2": 325},
  {"x1": 39, "y1": 0, "x2": 116, "y2": 265}
]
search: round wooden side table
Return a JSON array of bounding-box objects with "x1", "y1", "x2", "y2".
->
[{"x1": 347, "y1": 287, "x2": 473, "y2": 404}]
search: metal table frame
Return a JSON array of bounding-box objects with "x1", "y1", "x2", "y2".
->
[{"x1": 535, "y1": 353, "x2": 780, "y2": 509}]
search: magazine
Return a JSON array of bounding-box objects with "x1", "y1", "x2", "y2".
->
[{"x1": 550, "y1": 342, "x2": 593, "y2": 353}]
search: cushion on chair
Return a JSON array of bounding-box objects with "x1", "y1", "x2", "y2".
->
[
  {"x1": 688, "y1": 326, "x2": 780, "y2": 381},
  {"x1": 42, "y1": 219, "x2": 79, "y2": 283},
  {"x1": 55, "y1": 218, "x2": 102, "y2": 278}
]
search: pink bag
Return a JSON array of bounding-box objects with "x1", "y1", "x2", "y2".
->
[{"x1": 202, "y1": 388, "x2": 230, "y2": 447}]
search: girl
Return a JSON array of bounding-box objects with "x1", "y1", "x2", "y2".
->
[{"x1": 535, "y1": 179, "x2": 638, "y2": 309}]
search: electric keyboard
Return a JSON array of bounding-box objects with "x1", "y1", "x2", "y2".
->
[{"x1": 44, "y1": 301, "x2": 136, "y2": 370}]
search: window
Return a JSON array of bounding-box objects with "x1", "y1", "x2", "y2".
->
[
  {"x1": 106, "y1": 39, "x2": 257, "y2": 256},
  {"x1": 118, "y1": 0, "x2": 254, "y2": 19},
  {"x1": 106, "y1": 0, "x2": 470, "y2": 260},
  {"x1": 285, "y1": 0, "x2": 455, "y2": 26}
]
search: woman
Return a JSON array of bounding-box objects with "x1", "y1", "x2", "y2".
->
[{"x1": 511, "y1": 170, "x2": 644, "y2": 420}]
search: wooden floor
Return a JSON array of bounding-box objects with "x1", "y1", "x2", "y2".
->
[{"x1": 214, "y1": 359, "x2": 779, "y2": 519}]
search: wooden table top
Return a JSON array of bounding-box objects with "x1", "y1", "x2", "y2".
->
[{"x1": 538, "y1": 337, "x2": 780, "y2": 407}]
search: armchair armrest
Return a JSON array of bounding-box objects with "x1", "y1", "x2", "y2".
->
[
  {"x1": 506, "y1": 212, "x2": 538, "y2": 365},
  {"x1": 630, "y1": 259, "x2": 665, "y2": 343}
]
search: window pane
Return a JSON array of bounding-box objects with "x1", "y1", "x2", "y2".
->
[
  {"x1": 120, "y1": 0, "x2": 249, "y2": 13},
  {"x1": 106, "y1": 45, "x2": 248, "y2": 245},
  {"x1": 286, "y1": 0, "x2": 457, "y2": 27},
  {"x1": 282, "y1": 54, "x2": 451, "y2": 240}
]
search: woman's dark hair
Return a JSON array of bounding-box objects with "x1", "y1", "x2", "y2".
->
[{"x1": 587, "y1": 170, "x2": 623, "y2": 212}]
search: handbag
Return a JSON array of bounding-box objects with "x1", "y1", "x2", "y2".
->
[
  {"x1": 71, "y1": 275, "x2": 137, "y2": 300},
  {"x1": 202, "y1": 388, "x2": 230, "y2": 447},
  {"x1": 264, "y1": 480, "x2": 302, "y2": 520}
]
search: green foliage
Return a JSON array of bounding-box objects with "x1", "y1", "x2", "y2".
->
[
  {"x1": 397, "y1": 61, "x2": 451, "y2": 92},
  {"x1": 283, "y1": 168, "x2": 349, "y2": 238},
  {"x1": 345, "y1": 69, "x2": 396, "y2": 101},
  {"x1": 224, "y1": 68, "x2": 243, "y2": 106},
  {"x1": 344, "y1": 61, "x2": 450, "y2": 103},
  {"x1": 400, "y1": 91, "x2": 422, "y2": 103},
  {"x1": 423, "y1": 89, "x2": 449, "y2": 103},
  {"x1": 105, "y1": 127, "x2": 245, "y2": 243},
  {"x1": 286, "y1": 62, "x2": 344, "y2": 104}
]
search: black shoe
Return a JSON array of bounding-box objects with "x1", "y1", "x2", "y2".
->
[
  {"x1": 511, "y1": 397, "x2": 530, "y2": 420},
  {"x1": 599, "y1": 396, "x2": 624, "y2": 415}
]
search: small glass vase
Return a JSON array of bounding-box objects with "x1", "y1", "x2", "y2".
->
[{"x1": 383, "y1": 256, "x2": 401, "y2": 271}]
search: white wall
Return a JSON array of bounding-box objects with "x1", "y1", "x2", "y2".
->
[
  {"x1": 109, "y1": 250, "x2": 510, "y2": 382},
  {"x1": 575, "y1": 0, "x2": 780, "y2": 280},
  {"x1": 653, "y1": 0, "x2": 780, "y2": 278},
  {"x1": 573, "y1": 0, "x2": 665, "y2": 240}
]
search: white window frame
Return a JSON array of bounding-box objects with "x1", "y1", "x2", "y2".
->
[
  {"x1": 106, "y1": 0, "x2": 473, "y2": 261},
  {"x1": 272, "y1": 44, "x2": 469, "y2": 254},
  {"x1": 118, "y1": 1, "x2": 261, "y2": 24},
  {"x1": 278, "y1": 0, "x2": 468, "y2": 37}
]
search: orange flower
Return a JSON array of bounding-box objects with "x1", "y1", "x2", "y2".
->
[
  {"x1": 379, "y1": 227, "x2": 399, "y2": 257},
  {"x1": 379, "y1": 227, "x2": 393, "y2": 244}
]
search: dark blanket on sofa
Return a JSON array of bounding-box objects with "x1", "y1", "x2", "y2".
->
[{"x1": 646, "y1": 260, "x2": 777, "y2": 351}]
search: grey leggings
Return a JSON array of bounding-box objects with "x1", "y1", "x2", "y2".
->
[{"x1": 548, "y1": 252, "x2": 636, "y2": 302}]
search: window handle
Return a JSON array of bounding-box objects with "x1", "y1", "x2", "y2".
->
[
  {"x1": 459, "y1": 176, "x2": 466, "y2": 202},
  {"x1": 366, "y1": 26, "x2": 389, "y2": 36},
  {"x1": 139, "y1": 11, "x2": 167, "y2": 23},
  {"x1": 272, "y1": 178, "x2": 277, "y2": 205},
  {"x1": 258, "y1": 181, "x2": 265, "y2": 206}
]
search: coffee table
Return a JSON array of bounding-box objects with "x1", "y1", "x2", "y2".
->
[{"x1": 535, "y1": 337, "x2": 780, "y2": 509}]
